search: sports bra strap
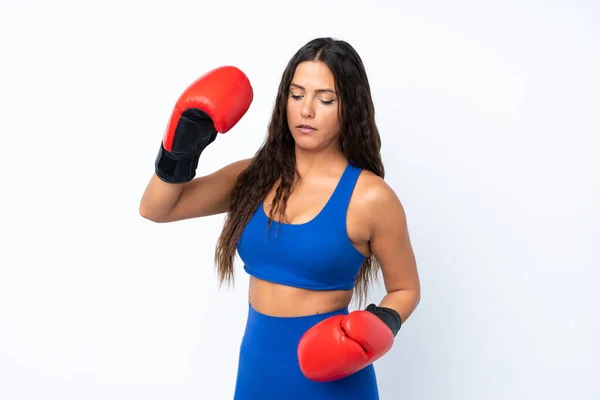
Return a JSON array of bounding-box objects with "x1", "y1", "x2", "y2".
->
[{"x1": 321, "y1": 163, "x2": 362, "y2": 225}]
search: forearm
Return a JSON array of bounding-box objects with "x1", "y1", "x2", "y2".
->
[
  {"x1": 139, "y1": 173, "x2": 184, "y2": 222},
  {"x1": 378, "y1": 288, "x2": 420, "y2": 326}
]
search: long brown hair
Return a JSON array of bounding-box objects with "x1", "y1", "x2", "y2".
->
[{"x1": 214, "y1": 37, "x2": 384, "y2": 307}]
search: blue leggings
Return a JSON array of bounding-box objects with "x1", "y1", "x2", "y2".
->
[{"x1": 233, "y1": 303, "x2": 380, "y2": 399}]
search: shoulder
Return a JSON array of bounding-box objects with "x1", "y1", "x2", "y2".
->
[
  {"x1": 353, "y1": 170, "x2": 407, "y2": 227},
  {"x1": 354, "y1": 170, "x2": 401, "y2": 207}
]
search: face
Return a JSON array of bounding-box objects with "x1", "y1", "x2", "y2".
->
[{"x1": 286, "y1": 61, "x2": 341, "y2": 151}]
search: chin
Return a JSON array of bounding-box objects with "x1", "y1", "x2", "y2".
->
[{"x1": 292, "y1": 135, "x2": 322, "y2": 150}]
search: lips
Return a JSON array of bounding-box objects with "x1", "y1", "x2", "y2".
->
[{"x1": 297, "y1": 124, "x2": 316, "y2": 134}]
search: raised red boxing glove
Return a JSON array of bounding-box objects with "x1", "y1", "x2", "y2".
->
[
  {"x1": 155, "y1": 66, "x2": 253, "y2": 183},
  {"x1": 297, "y1": 307, "x2": 396, "y2": 382}
]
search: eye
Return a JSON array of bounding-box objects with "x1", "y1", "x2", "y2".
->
[
  {"x1": 319, "y1": 99, "x2": 335, "y2": 105},
  {"x1": 290, "y1": 94, "x2": 303, "y2": 100}
]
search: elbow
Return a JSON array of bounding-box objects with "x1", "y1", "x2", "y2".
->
[
  {"x1": 139, "y1": 203, "x2": 166, "y2": 223},
  {"x1": 139, "y1": 205, "x2": 155, "y2": 222}
]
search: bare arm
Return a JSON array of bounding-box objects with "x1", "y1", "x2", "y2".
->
[
  {"x1": 139, "y1": 158, "x2": 253, "y2": 223},
  {"x1": 362, "y1": 175, "x2": 421, "y2": 325}
]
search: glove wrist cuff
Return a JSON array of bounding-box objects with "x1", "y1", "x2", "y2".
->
[
  {"x1": 154, "y1": 143, "x2": 200, "y2": 184},
  {"x1": 365, "y1": 304, "x2": 402, "y2": 337}
]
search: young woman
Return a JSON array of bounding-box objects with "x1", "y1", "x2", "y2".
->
[{"x1": 140, "y1": 37, "x2": 420, "y2": 399}]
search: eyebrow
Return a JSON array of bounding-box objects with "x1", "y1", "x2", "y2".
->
[{"x1": 290, "y1": 83, "x2": 336, "y2": 94}]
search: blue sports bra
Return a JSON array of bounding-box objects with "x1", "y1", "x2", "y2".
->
[{"x1": 236, "y1": 162, "x2": 367, "y2": 291}]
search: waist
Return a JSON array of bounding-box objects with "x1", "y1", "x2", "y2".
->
[
  {"x1": 241, "y1": 302, "x2": 349, "y2": 362},
  {"x1": 248, "y1": 276, "x2": 353, "y2": 317}
]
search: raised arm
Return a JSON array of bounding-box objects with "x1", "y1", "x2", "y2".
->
[
  {"x1": 139, "y1": 158, "x2": 252, "y2": 222},
  {"x1": 138, "y1": 66, "x2": 253, "y2": 222}
]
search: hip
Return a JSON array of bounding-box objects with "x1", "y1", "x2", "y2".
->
[{"x1": 233, "y1": 303, "x2": 380, "y2": 400}]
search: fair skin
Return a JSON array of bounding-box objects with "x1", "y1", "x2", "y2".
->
[
  {"x1": 251, "y1": 61, "x2": 420, "y2": 322},
  {"x1": 140, "y1": 60, "x2": 420, "y2": 324}
]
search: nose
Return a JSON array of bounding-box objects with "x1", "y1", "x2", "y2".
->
[{"x1": 300, "y1": 98, "x2": 314, "y2": 119}]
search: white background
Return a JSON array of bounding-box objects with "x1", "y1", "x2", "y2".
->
[{"x1": 1, "y1": 0, "x2": 598, "y2": 399}]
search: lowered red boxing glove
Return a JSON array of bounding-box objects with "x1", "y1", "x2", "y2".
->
[
  {"x1": 297, "y1": 305, "x2": 400, "y2": 382},
  {"x1": 155, "y1": 66, "x2": 253, "y2": 183}
]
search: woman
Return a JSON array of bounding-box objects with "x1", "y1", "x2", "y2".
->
[{"x1": 140, "y1": 37, "x2": 420, "y2": 399}]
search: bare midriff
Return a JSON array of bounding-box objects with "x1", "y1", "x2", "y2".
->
[{"x1": 248, "y1": 277, "x2": 354, "y2": 317}]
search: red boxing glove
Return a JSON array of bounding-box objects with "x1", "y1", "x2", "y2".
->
[
  {"x1": 297, "y1": 309, "x2": 395, "y2": 382},
  {"x1": 155, "y1": 66, "x2": 253, "y2": 183}
]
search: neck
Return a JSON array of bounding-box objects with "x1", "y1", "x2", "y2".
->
[{"x1": 294, "y1": 145, "x2": 347, "y2": 177}]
